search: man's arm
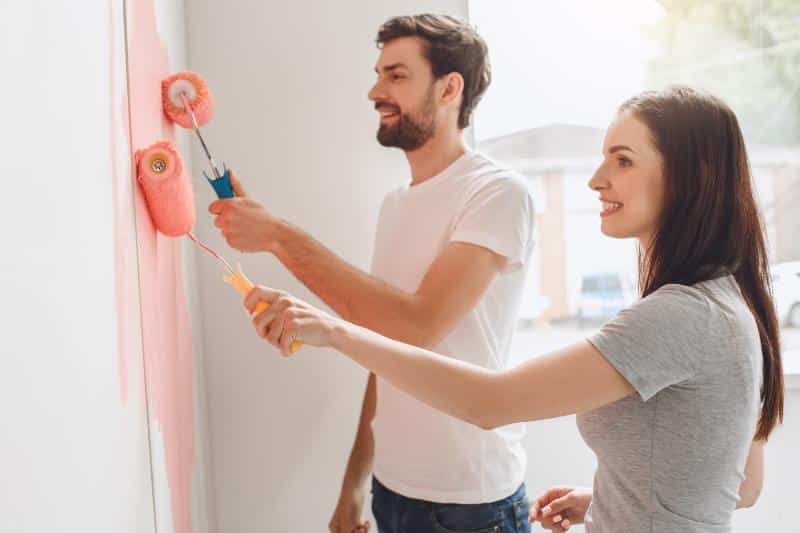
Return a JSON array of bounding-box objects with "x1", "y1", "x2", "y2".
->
[
  {"x1": 340, "y1": 373, "x2": 376, "y2": 492},
  {"x1": 210, "y1": 172, "x2": 509, "y2": 347},
  {"x1": 328, "y1": 373, "x2": 376, "y2": 533},
  {"x1": 270, "y1": 221, "x2": 507, "y2": 346}
]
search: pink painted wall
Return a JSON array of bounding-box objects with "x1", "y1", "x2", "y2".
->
[{"x1": 121, "y1": 1, "x2": 197, "y2": 532}]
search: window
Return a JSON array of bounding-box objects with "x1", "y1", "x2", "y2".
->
[{"x1": 470, "y1": 0, "x2": 800, "y2": 373}]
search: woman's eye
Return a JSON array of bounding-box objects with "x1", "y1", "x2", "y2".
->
[
  {"x1": 391, "y1": 74, "x2": 405, "y2": 81},
  {"x1": 617, "y1": 157, "x2": 632, "y2": 168}
]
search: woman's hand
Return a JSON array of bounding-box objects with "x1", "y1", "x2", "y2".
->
[
  {"x1": 244, "y1": 286, "x2": 341, "y2": 356},
  {"x1": 529, "y1": 486, "x2": 592, "y2": 531}
]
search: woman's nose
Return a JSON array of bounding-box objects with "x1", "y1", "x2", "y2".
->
[{"x1": 588, "y1": 166, "x2": 609, "y2": 191}]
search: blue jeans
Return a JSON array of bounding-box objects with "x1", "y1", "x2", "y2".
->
[{"x1": 371, "y1": 477, "x2": 531, "y2": 533}]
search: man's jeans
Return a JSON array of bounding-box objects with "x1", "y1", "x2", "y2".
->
[{"x1": 371, "y1": 476, "x2": 531, "y2": 533}]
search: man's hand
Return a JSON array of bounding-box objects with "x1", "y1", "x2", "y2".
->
[{"x1": 208, "y1": 170, "x2": 281, "y2": 252}]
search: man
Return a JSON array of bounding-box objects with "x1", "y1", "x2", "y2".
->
[{"x1": 210, "y1": 14, "x2": 535, "y2": 533}]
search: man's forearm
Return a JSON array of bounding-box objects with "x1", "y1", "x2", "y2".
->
[
  {"x1": 270, "y1": 220, "x2": 428, "y2": 343},
  {"x1": 341, "y1": 374, "x2": 376, "y2": 492}
]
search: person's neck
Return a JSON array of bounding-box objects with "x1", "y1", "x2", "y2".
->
[
  {"x1": 637, "y1": 233, "x2": 655, "y2": 254},
  {"x1": 405, "y1": 127, "x2": 467, "y2": 186}
]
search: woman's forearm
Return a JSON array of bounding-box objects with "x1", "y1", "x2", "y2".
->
[
  {"x1": 246, "y1": 285, "x2": 634, "y2": 427},
  {"x1": 331, "y1": 321, "x2": 503, "y2": 429},
  {"x1": 328, "y1": 319, "x2": 634, "y2": 430}
]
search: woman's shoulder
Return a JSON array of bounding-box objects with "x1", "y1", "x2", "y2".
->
[
  {"x1": 646, "y1": 275, "x2": 742, "y2": 309},
  {"x1": 638, "y1": 276, "x2": 755, "y2": 341},
  {"x1": 635, "y1": 282, "x2": 714, "y2": 318}
]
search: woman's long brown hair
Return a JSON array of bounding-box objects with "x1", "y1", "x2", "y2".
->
[{"x1": 620, "y1": 86, "x2": 783, "y2": 440}]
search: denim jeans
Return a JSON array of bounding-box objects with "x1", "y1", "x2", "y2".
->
[{"x1": 371, "y1": 477, "x2": 531, "y2": 533}]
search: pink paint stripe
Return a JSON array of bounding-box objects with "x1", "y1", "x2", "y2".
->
[{"x1": 125, "y1": 1, "x2": 196, "y2": 532}]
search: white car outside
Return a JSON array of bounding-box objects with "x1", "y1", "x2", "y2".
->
[{"x1": 772, "y1": 261, "x2": 800, "y2": 328}]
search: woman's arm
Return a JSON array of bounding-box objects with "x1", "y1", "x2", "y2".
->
[
  {"x1": 246, "y1": 287, "x2": 635, "y2": 429},
  {"x1": 737, "y1": 439, "x2": 764, "y2": 508},
  {"x1": 331, "y1": 322, "x2": 634, "y2": 429}
]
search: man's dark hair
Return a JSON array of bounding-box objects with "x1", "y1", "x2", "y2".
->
[{"x1": 376, "y1": 14, "x2": 491, "y2": 129}]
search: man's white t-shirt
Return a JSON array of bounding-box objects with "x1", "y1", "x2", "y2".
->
[{"x1": 370, "y1": 150, "x2": 536, "y2": 504}]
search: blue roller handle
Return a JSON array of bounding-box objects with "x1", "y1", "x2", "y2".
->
[{"x1": 205, "y1": 164, "x2": 235, "y2": 199}]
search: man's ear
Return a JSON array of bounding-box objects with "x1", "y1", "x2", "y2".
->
[{"x1": 440, "y1": 72, "x2": 464, "y2": 106}]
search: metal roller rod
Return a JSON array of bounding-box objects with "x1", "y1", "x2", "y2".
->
[{"x1": 179, "y1": 92, "x2": 223, "y2": 179}]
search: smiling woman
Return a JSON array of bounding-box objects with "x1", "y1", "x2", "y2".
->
[
  {"x1": 589, "y1": 114, "x2": 664, "y2": 243},
  {"x1": 467, "y1": 3, "x2": 800, "y2": 531}
]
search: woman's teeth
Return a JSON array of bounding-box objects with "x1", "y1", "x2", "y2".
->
[{"x1": 601, "y1": 201, "x2": 623, "y2": 215}]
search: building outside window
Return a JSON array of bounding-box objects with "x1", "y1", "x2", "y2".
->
[{"x1": 469, "y1": 0, "x2": 800, "y2": 372}]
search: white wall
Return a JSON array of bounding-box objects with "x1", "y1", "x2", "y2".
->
[
  {"x1": 185, "y1": 1, "x2": 466, "y2": 531},
  {"x1": 0, "y1": 2, "x2": 155, "y2": 531}
]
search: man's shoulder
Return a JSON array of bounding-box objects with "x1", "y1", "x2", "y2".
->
[
  {"x1": 381, "y1": 183, "x2": 408, "y2": 200},
  {"x1": 375, "y1": 184, "x2": 408, "y2": 222},
  {"x1": 461, "y1": 152, "x2": 528, "y2": 190},
  {"x1": 457, "y1": 153, "x2": 530, "y2": 203}
]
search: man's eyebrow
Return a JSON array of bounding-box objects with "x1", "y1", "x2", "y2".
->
[{"x1": 374, "y1": 63, "x2": 408, "y2": 74}]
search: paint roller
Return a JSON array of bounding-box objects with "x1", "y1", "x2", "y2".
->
[
  {"x1": 161, "y1": 71, "x2": 234, "y2": 199},
  {"x1": 135, "y1": 139, "x2": 302, "y2": 353}
]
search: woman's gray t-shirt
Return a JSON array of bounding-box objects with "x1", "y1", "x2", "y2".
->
[{"x1": 578, "y1": 275, "x2": 762, "y2": 532}]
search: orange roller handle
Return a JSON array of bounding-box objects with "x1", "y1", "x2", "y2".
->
[{"x1": 223, "y1": 264, "x2": 302, "y2": 353}]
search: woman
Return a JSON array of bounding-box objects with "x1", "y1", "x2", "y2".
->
[{"x1": 245, "y1": 86, "x2": 783, "y2": 532}]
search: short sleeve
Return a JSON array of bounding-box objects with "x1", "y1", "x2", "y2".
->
[
  {"x1": 370, "y1": 191, "x2": 396, "y2": 274},
  {"x1": 588, "y1": 284, "x2": 711, "y2": 401},
  {"x1": 449, "y1": 176, "x2": 535, "y2": 273}
]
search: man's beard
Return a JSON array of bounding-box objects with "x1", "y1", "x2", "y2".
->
[{"x1": 376, "y1": 89, "x2": 437, "y2": 151}]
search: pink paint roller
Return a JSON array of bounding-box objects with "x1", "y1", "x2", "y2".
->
[
  {"x1": 135, "y1": 140, "x2": 301, "y2": 353},
  {"x1": 161, "y1": 71, "x2": 233, "y2": 199},
  {"x1": 135, "y1": 140, "x2": 196, "y2": 236}
]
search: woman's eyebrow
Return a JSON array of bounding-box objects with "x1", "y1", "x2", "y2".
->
[{"x1": 608, "y1": 145, "x2": 636, "y2": 154}]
